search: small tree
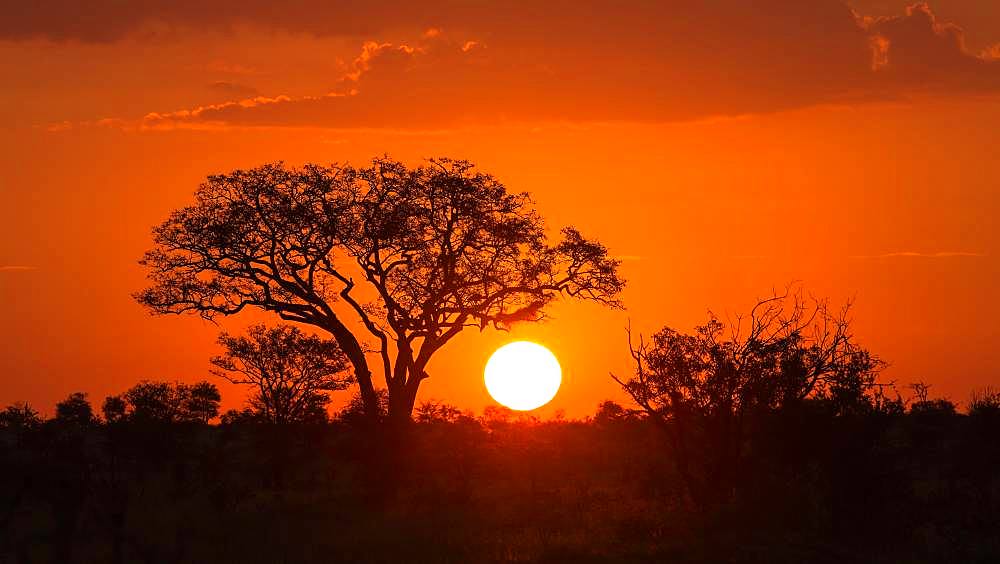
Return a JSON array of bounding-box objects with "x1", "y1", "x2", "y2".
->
[
  {"x1": 211, "y1": 324, "x2": 352, "y2": 424},
  {"x1": 613, "y1": 288, "x2": 888, "y2": 509},
  {"x1": 104, "y1": 381, "x2": 221, "y2": 424},
  {"x1": 182, "y1": 382, "x2": 222, "y2": 423},
  {"x1": 907, "y1": 383, "x2": 957, "y2": 416},
  {"x1": 337, "y1": 389, "x2": 389, "y2": 425},
  {"x1": 0, "y1": 402, "x2": 41, "y2": 431},
  {"x1": 122, "y1": 381, "x2": 178, "y2": 422},
  {"x1": 593, "y1": 400, "x2": 639, "y2": 425},
  {"x1": 101, "y1": 395, "x2": 127, "y2": 424},
  {"x1": 55, "y1": 392, "x2": 95, "y2": 425},
  {"x1": 414, "y1": 400, "x2": 468, "y2": 424},
  {"x1": 136, "y1": 157, "x2": 624, "y2": 422},
  {"x1": 970, "y1": 386, "x2": 1000, "y2": 417}
]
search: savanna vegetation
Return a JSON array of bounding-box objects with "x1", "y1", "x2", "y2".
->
[{"x1": 1, "y1": 375, "x2": 998, "y2": 563}]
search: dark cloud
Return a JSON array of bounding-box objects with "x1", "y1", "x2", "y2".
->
[
  {"x1": 37, "y1": 2, "x2": 1000, "y2": 129},
  {"x1": 865, "y1": 3, "x2": 1000, "y2": 91},
  {"x1": 849, "y1": 0, "x2": 1000, "y2": 52}
]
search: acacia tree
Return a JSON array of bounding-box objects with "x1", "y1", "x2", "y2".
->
[
  {"x1": 136, "y1": 157, "x2": 624, "y2": 422},
  {"x1": 212, "y1": 324, "x2": 351, "y2": 424},
  {"x1": 612, "y1": 289, "x2": 891, "y2": 509}
]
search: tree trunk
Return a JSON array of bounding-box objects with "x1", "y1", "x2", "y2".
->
[
  {"x1": 322, "y1": 321, "x2": 380, "y2": 421},
  {"x1": 355, "y1": 365, "x2": 381, "y2": 421},
  {"x1": 387, "y1": 372, "x2": 421, "y2": 425}
]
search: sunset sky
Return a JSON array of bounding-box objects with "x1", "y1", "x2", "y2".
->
[{"x1": 2, "y1": 0, "x2": 999, "y2": 417}]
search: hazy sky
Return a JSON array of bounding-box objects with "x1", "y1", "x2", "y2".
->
[{"x1": 2, "y1": 1, "x2": 998, "y2": 416}]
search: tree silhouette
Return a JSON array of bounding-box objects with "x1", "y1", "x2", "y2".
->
[
  {"x1": 101, "y1": 395, "x2": 127, "y2": 424},
  {"x1": 336, "y1": 388, "x2": 389, "y2": 426},
  {"x1": 211, "y1": 324, "x2": 351, "y2": 424},
  {"x1": 612, "y1": 288, "x2": 889, "y2": 509},
  {"x1": 122, "y1": 381, "x2": 178, "y2": 422},
  {"x1": 414, "y1": 400, "x2": 469, "y2": 424},
  {"x1": 592, "y1": 400, "x2": 639, "y2": 425},
  {"x1": 970, "y1": 386, "x2": 1000, "y2": 417},
  {"x1": 54, "y1": 392, "x2": 95, "y2": 426},
  {"x1": 0, "y1": 402, "x2": 41, "y2": 433},
  {"x1": 136, "y1": 157, "x2": 624, "y2": 422},
  {"x1": 908, "y1": 383, "x2": 957, "y2": 417},
  {"x1": 182, "y1": 381, "x2": 222, "y2": 423},
  {"x1": 104, "y1": 380, "x2": 221, "y2": 424}
]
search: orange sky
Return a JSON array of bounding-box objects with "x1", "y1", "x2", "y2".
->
[{"x1": 1, "y1": 1, "x2": 999, "y2": 417}]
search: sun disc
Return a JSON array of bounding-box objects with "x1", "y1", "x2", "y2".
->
[{"x1": 484, "y1": 341, "x2": 562, "y2": 411}]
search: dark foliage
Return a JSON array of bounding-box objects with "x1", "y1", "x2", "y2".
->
[
  {"x1": 613, "y1": 289, "x2": 899, "y2": 510},
  {"x1": 1, "y1": 389, "x2": 999, "y2": 563},
  {"x1": 54, "y1": 393, "x2": 95, "y2": 426},
  {"x1": 969, "y1": 386, "x2": 1000, "y2": 418},
  {"x1": 102, "y1": 380, "x2": 221, "y2": 425}
]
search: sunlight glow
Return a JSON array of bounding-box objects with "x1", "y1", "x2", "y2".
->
[{"x1": 484, "y1": 341, "x2": 562, "y2": 411}]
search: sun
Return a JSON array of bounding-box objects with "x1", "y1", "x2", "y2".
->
[{"x1": 484, "y1": 341, "x2": 562, "y2": 411}]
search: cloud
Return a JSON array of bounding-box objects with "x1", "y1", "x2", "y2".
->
[
  {"x1": 138, "y1": 95, "x2": 339, "y2": 131},
  {"x1": 851, "y1": 251, "x2": 987, "y2": 259},
  {"x1": 864, "y1": 3, "x2": 1000, "y2": 92},
  {"x1": 0, "y1": 265, "x2": 38, "y2": 272},
  {"x1": 40, "y1": 2, "x2": 1000, "y2": 130}
]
